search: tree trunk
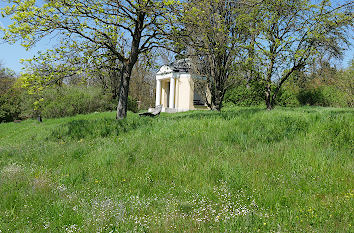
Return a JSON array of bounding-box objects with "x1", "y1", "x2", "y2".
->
[
  {"x1": 211, "y1": 101, "x2": 222, "y2": 111},
  {"x1": 115, "y1": 11, "x2": 144, "y2": 120},
  {"x1": 116, "y1": 66, "x2": 132, "y2": 120},
  {"x1": 110, "y1": 68, "x2": 120, "y2": 100},
  {"x1": 265, "y1": 84, "x2": 273, "y2": 110},
  {"x1": 265, "y1": 54, "x2": 275, "y2": 110},
  {"x1": 210, "y1": 88, "x2": 224, "y2": 111},
  {"x1": 246, "y1": 25, "x2": 256, "y2": 89}
]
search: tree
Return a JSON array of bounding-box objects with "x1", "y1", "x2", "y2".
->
[
  {"x1": 0, "y1": 63, "x2": 21, "y2": 122},
  {"x1": 20, "y1": 40, "x2": 121, "y2": 94},
  {"x1": 170, "y1": 0, "x2": 250, "y2": 110},
  {"x1": 129, "y1": 57, "x2": 156, "y2": 109},
  {"x1": 339, "y1": 60, "x2": 354, "y2": 107},
  {"x1": 0, "y1": 62, "x2": 16, "y2": 94},
  {"x1": 1, "y1": 0, "x2": 174, "y2": 119},
  {"x1": 251, "y1": 0, "x2": 353, "y2": 110}
]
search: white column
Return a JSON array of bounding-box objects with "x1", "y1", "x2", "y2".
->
[
  {"x1": 169, "y1": 77, "x2": 175, "y2": 108},
  {"x1": 155, "y1": 79, "x2": 161, "y2": 107}
]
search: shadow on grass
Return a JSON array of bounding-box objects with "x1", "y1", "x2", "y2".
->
[
  {"x1": 48, "y1": 116, "x2": 154, "y2": 141},
  {"x1": 47, "y1": 108, "x2": 264, "y2": 141},
  {"x1": 277, "y1": 106, "x2": 354, "y2": 115},
  {"x1": 169, "y1": 107, "x2": 264, "y2": 121},
  {"x1": 220, "y1": 113, "x2": 310, "y2": 147}
]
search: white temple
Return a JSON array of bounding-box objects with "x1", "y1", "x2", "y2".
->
[{"x1": 154, "y1": 59, "x2": 206, "y2": 113}]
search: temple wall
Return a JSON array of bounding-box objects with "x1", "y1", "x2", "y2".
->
[{"x1": 176, "y1": 74, "x2": 194, "y2": 111}]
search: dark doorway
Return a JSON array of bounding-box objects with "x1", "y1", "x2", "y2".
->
[{"x1": 166, "y1": 82, "x2": 170, "y2": 107}]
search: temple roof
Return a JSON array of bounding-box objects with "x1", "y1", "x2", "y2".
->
[
  {"x1": 156, "y1": 58, "x2": 192, "y2": 77},
  {"x1": 170, "y1": 58, "x2": 191, "y2": 73}
]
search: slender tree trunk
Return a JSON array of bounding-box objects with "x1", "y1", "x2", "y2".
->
[
  {"x1": 116, "y1": 66, "x2": 132, "y2": 119},
  {"x1": 265, "y1": 84, "x2": 273, "y2": 110},
  {"x1": 265, "y1": 54, "x2": 275, "y2": 110},
  {"x1": 246, "y1": 25, "x2": 256, "y2": 89}
]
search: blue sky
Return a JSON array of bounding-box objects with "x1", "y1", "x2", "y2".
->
[
  {"x1": 0, "y1": 13, "x2": 55, "y2": 73},
  {"x1": 0, "y1": 1, "x2": 353, "y2": 74},
  {"x1": 0, "y1": 36, "x2": 55, "y2": 74}
]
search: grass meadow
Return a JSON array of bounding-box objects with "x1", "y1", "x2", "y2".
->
[{"x1": 0, "y1": 107, "x2": 353, "y2": 232}]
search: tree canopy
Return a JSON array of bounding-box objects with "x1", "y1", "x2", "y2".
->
[
  {"x1": 1, "y1": 0, "x2": 352, "y2": 114},
  {"x1": 1, "y1": 0, "x2": 175, "y2": 118},
  {"x1": 251, "y1": 0, "x2": 353, "y2": 109},
  {"x1": 170, "y1": 0, "x2": 254, "y2": 110}
]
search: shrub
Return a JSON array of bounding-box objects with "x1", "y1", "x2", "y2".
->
[
  {"x1": 127, "y1": 96, "x2": 139, "y2": 113},
  {"x1": 224, "y1": 80, "x2": 264, "y2": 107},
  {"x1": 40, "y1": 87, "x2": 108, "y2": 118},
  {"x1": 296, "y1": 86, "x2": 347, "y2": 107},
  {"x1": 0, "y1": 88, "x2": 22, "y2": 123},
  {"x1": 0, "y1": 75, "x2": 24, "y2": 122},
  {"x1": 319, "y1": 86, "x2": 349, "y2": 107},
  {"x1": 19, "y1": 86, "x2": 139, "y2": 119},
  {"x1": 277, "y1": 84, "x2": 301, "y2": 107}
]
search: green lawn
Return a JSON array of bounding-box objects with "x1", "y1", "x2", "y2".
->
[{"x1": 0, "y1": 107, "x2": 353, "y2": 232}]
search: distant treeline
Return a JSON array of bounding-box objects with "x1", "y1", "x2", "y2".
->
[
  {"x1": 0, "y1": 83, "x2": 139, "y2": 123},
  {"x1": 1, "y1": 60, "x2": 353, "y2": 123},
  {"x1": 224, "y1": 61, "x2": 353, "y2": 108}
]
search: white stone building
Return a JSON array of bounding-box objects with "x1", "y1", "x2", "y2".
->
[{"x1": 154, "y1": 59, "x2": 206, "y2": 113}]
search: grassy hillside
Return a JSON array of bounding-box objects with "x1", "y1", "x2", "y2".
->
[{"x1": 0, "y1": 107, "x2": 353, "y2": 232}]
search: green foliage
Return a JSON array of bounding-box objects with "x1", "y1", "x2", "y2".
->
[
  {"x1": 276, "y1": 87, "x2": 301, "y2": 107},
  {"x1": 18, "y1": 86, "x2": 113, "y2": 119},
  {"x1": 224, "y1": 80, "x2": 264, "y2": 107},
  {"x1": 0, "y1": 85, "x2": 139, "y2": 123},
  {"x1": 335, "y1": 61, "x2": 354, "y2": 107},
  {"x1": 0, "y1": 75, "x2": 22, "y2": 122},
  {"x1": 0, "y1": 88, "x2": 22, "y2": 123},
  {"x1": 127, "y1": 96, "x2": 139, "y2": 113},
  {"x1": 1, "y1": 0, "x2": 175, "y2": 119},
  {"x1": 297, "y1": 87, "x2": 327, "y2": 106},
  {"x1": 43, "y1": 87, "x2": 114, "y2": 118},
  {"x1": 274, "y1": 61, "x2": 354, "y2": 108},
  {"x1": 277, "y1": 86, "x2": 349, "y2": 108},
  {"x1": 249, "y1": 0, "x2": 352, "y2": 109},
  {"x1": 172, "y1": 0, "x2": 249, "y2": 110}
]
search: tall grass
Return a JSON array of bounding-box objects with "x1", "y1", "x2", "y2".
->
[{"x1": 0, "y1": 107, "x2": 353, "y2": 232}]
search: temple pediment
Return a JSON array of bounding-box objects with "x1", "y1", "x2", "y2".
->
[
  {"x1": 156, "y1": 59, "x2": 191, "y2": 77},
  {"x1": 156, "y1": 65, "x2": 173, "y2": 75}
]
